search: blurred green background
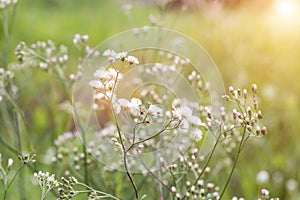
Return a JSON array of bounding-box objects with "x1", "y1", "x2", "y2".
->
[{"x1": 1, "y1": 0, "x2": 300, "y2": 199}]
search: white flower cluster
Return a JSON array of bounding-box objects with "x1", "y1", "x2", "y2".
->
[
  {"x1": 54, "y1": 131, "x2": 77, "y2": 146},
  {"x1": 0, "y1": 0, "x2": 17, "y2": 9},
  {"x1": 89, "y1": 68, "x2": 123, "y2": 100},
  {"x1": 34, "y1": 171, "x2": 59, "y2": 191},
  {"x1": 117, "y1": 97, "x2": 164, "y2": 118},
  {"x1": 0, "y1": 68, "x2": 15, "y2": 102},
  {"x1": 103, "y1": 49, "x2": 139, "y2": 64},
  {"x1": 15, "y1": 40, "x2": 68, "y2": 71},
  {"x1": 90, "y1": 49, "x2": 140, "y2": 111},
  {"x1": 73, "y1": 33, "x2": 89, "y2": 45}
]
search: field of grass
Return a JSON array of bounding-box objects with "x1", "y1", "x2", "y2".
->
[{"x1": 1, "y1": 0, "x2": 300, "y2": 199}]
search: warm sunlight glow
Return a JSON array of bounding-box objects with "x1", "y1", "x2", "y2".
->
[
  {"x1": 266, "y1": 0, "x2": 300, "y2": 31},
  {"x1": 274, "y1": 0, "x2": 296, "y2": 17}
]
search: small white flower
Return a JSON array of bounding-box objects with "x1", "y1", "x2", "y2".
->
[
  {"x1": 69, "y1": 73, "x2": 75, "y2": 80},
  {"x1": 116, "y1": 52, "x2": 127, "y2": 61},
  {"x1": 172, "y1": 107, "x2": 182, "y2": 120},
  {"x1": 118, "y1": 98, "x2": 130, "y2": 108},
  {"x1": 192, "y1": 129, "x2": 203, "y2": 142},
  {"x1": 125, "y1": 55, "x2": 139, "y2": 65},
  {"x1": 7, "y1": 158, "x2": 13, "y2": 170},
  {"x1": 180, "y1": 119, "x2": 189, "y2": 133},
  {"x1": 171, "y1": 186, "x2": 176, "y2": 193},
  {"x1": 94, "y1": 93, "x2": 105, "y2": 100},
  {"x1": 93, "y1": 69, "x2": 105, "y2": 79},
  {"x1": 129, "y1": 98, "x2": 142, "y2": 109},
  {"x1": 261, "y1": 189, "x2": 269, "y2": 197},
  {"x1": 188, "y1": 115, "x2": 202, "y2": 126},
  {"x1": 73, "y1": 34, "x2": 81, "y2": 44},
  {"x1": 128, "y1": 98, "x2": 142, "y2": 116},
  {"x1": 81, "y1": 35, "x2": 89, "y2": 42},
  {"x1": 89, "y1": 80, "x2": 104, "y2": 89},
  {"x1": 103, "y1": 49, "x2": 116, "y2": 57},
  {"x1": 39, "y1": 62, "x2": 48, "y2": 70},
  {"x1": 148, "y1": 104, "x2": 163, "y2": 118},
  {"x1": 181, "y1": 106, "x2": 192, "y2": 118},
  {"x1": 63, "y1": 54, "x2": 68, "y2": 61}
]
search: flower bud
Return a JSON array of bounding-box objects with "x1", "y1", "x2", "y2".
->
[
  {"x1": 222, "y1": 95, "x2": 230, "y2": 101},
  {"x1": 243, "y1": 89, "x2": 247, "y2": 99},
  {"x1": 251, "y1": 84, "x2": 258, "y2": 95},
  {"x1": 171, "y1": 186, "x2": 176, "y2": 193},
  {"x1": 258, "y1": 110, "x2": 263, "y2": 119},
  {"x1": 228, "y1": 86, "x2": 234, "y2": 93},
  {"x1": 7, "y1": 158, "x2": 13, "y2": 171},
  {"x1": 261, "y1": 126, "x2": 267, "y2": 135},
  {"x1": 253, "y1": 98, "x2": 258, "y2": 109}
]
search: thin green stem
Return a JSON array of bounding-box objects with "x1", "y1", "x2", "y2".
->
[
  {"x1": 141, "y1": 158, "x2": 171, "y2": 191},
  {"x1": 181, "y1": 131, "x2": 223, "y2": 199},
  {"x1": 76, "y1": 182, "x2": 120, "y2": 200},
  {"x1": 123, "y1": 151, "x2": 139, "y2": 200},
  {"x1": 1, "y1": 11, "x2": 9, "y2": 68},
  {"x1": 219, "y1": 126, "x2": 247, "y2": 199},
  {"x1": 106, "y1": 66, "x2": 139, "y2": 199},
  {"x1": 72, "y1": 106, "x2": 89, "y2": 185},
  {"x1": 3, "y1": 163, "x2": 24, "y2": 200},
  {"x1": 127, "y1": 119, "x2": 173, "y2": 152}
]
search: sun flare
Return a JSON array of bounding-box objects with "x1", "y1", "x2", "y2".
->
[{"x1": 273, "y1": 0, "x2": 296, "y2": 17}]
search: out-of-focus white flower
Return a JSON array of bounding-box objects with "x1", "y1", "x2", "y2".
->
[
  {"x1": 81, "y1": 35, "x2": 89, "y2": 42},
  {"x1": 129, "y1": 98, "x2": 142, "y2": 116},
  {"x1": 149, "y1": 15, "x2": 157, "y2": 25},
  {"x1": 172, "y1": 107, "x2": 182, "y2": 120},
  {"x1": 89, "y1": 80, "x2": 104, "y2": 89},
  {"x1": 118, "y1": 98, "x2": 130, "y2": 108},
  {"x1": 39, "y1": 62, "x2": 48, "y2": 70},
  {"x1": 261, "y1": 189, "x2": 269, "y2": 197},
  {"x1": 148, "y1": 104, "x2": 163, "y2": 118},
  {"x1": 129, "y1": 98, "x2": 142, "y2": 109},
  {"x1": 93, "y1": 69, "x2": 105, "y2": 79},
  {"x1": 256, "y1": 170, "x2": 269, "y2": 184},
  {"x1": 286, "y1": 179, "x2": 298, "y2": 192},
  {"x1": 189, "y1": 115, "x2": 202, "y2": 126},
  {"x1": 192, "y1": 129, "x2": 203, "y2": 142},
  {"x1": 103, "y1": 49, "x2": 117, "y2": 62},
  {"x1": 125, "y1": 55, "x2": 139, "y2": 65},
  {"x1": 103, "y1": 49, "x2": 116, "y2": 57},
  {"x1": 94, "y1": 93, "x2": 105, "y2": 100},
  {"x1": 73, "y1": 34, "x2": 81, "y2": 44},
  {"x1": 181, "y1": 106, "x2": 192, "y2": 118},
  {"x1": 180, "y1": 119, "x2": 189, "y2": 133}
]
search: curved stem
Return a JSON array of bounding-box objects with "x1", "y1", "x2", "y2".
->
[
  {"x1": 124, "y1": 151, "x2": 139, "y2": 199},
  {"x1": 108, "y1": 75, "x2": 138, "y2": 199}
]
